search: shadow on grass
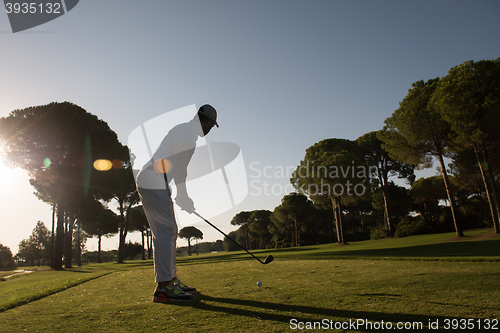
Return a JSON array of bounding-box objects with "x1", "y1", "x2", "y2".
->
[
  {"x1": 356, "y1": 294, "x2": 500, "y2": 312},
  {"x1": 295, "y1": 239, "x2": 500, "y2": 261},
  {"x1": 168, "y1": 293, "x2": 468, "y2": 331},
  {"x1": 110, "y1": 260, "x2": 154, "y2": 269},
  {"x1": 0, "y1": 271, "x2": 113, "y2": 313},
  {"x1": 176, "y1": 247, "x2": 319, "y2": 266},
  {"x1": 177, "y1": 252, "x2": 281, "y2": 266},
  {"x1": 177, "y1": 233, "x2": 500, "y2": 265},
  {"x1": 49, "y1": 260, "x2": 154, "y2": 273}
]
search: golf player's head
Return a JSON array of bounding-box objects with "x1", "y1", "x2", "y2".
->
[{"x1": 197, "y1": 104, "x2": 219, "y2": 136}]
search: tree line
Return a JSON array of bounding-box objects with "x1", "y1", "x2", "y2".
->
[
  {"x1": 10, "y1": 218, "x2": 150, "y2": 266},
  {"x1": 226, "y1": 58, "x2": 500, "y2": 249},
  {"x1": 0, "y1": 58, "x2": 498, "y2": 263},
  {"x1": 0, "y1": 102, "x2": 153, "y2": 268}
]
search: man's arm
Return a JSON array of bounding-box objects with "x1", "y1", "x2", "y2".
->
[{"x1": 171, "y1": 141, "x2": 195, "y2": 212}]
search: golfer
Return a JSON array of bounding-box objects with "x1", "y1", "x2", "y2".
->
[{"x1": 135, "y1": 105, "x2": 219, "y2": 302}]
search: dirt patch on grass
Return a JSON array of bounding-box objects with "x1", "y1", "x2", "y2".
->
[{"x1": 2, "y1": 270, "x2": 34, "y2": 280}]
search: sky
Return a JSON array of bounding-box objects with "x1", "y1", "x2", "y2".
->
[{"x1": 0, "y1": 0, "x2": 499, "y2": 255}]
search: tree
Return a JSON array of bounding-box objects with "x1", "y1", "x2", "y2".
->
[
  {"x1": 185, "y1": 239, "x2": 224, "y2": 254},
  {"x1": 450, "y1": 150, "x2": 492, "y2": 227},
  {"x1": 269, "y1": 209, "x2": 292, "y2": 248},
  {"x1": 128, "y1": 205, "x2": 150, "y2": 260},
  {"x1": 372, "y1": 183, "x2": 411, "y2": 225},
  {"x1": 78, "y1": 199, "x2": 119, "y2": 263},
  {"x1": 31, "y1": 221, "x2": 51, "y2": 263},
  {"x1": 291, "y1": 138, "x2": 368, "y2": 244},
  {"x1": 110, "y1": 167, "x2": 140, "y2": 264},
  {"x1": 223, "y1": 231, "x2": 240, "y2": 251},
  {"x1": 0, "y1": 244, "x2": 16, "y2": 269},
  {"x1": 270, "y1": 193, "x2": 313, "y2": 247},
  {"x1": 409, "y1": 176, "x2": 447, "y2": 229},
  {"x1": 123, "y1": 241, "x2": 143, "y2": 260},
  {"x1": 17, "y1": 239, "x2": 34, "y2": 266},
  {"x1": 0, "y1": 102, "x2": 131, "y2": 269},
  {"x1": 230, "y1": 211, "x2": 253, "y2": 249},
  {"x1": 341, "y1": 192, "x2": 375, "y2": 242},
  {"x1": 17, "y1": 221, "x2": 51, "y2": 266},
  {"x1": 178, "y1": 226, "x2": 203, "y2": 256},
  {"x1": 431, "y1": 58, "x2": 500, "y2": 233},
  {"x1": 379, "y1": 78, "x2": 464, "y2": 237},
  {"x1": 306, "y1": 193, "x2": 336, "y2": 243},
  {"x1": 357, "y1": 131, "x2": 415, "y2": 236},
  {"x1": 72, "y1": 226, "x2": 89, "y2": 266},
  {"x1": 248, "y1": 210, "x2": 272, "y2": 249}
]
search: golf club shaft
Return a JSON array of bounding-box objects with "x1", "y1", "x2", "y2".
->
[
  {"x1": 192, "y1": 211, "x2": 265, "y2": 264},
  {"x1": 161, "y1": 172, "x2": 268, "y2": 264}
]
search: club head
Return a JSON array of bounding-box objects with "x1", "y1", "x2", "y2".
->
[{"x1": 263, "y1": 255, "x2": 274, "y2": 264}]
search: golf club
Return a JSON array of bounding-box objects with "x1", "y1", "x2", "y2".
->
[
  {"x1": 192, "y1": 211, "x2": 274, "y2": 265},
  {"x1": 160, "y1": 161, "x2": 273, "y2": 265}
]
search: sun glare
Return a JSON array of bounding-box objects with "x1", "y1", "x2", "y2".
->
[
  {"x1": 0, "y1": 146, "x2": 15, "y2": 188},
  {"x1": 0, "y1": 159, "x2": 18, "y2": 188}
]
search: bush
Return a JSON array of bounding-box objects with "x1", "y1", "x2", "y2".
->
[
  {"x1": 123, "y1": 241, "x2": 143, "y2": 260},
  {"x1": 395, "y1": 216, "x2": 433, "y2": 238},
  {"x1": 370, "y1": 225, "x2": 389, "y2": 240},
  {"x1": 82, "y1": 250, "x2": 118, "y2": 263}
]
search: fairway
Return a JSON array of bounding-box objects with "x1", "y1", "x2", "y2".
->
[{"x1": 1, "y1": 231, "x2": 500, "y2": 332}]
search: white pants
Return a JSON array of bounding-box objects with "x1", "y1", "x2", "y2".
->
[{"x1": 137, "y1": 187, "x2": 177, "y2": 282}]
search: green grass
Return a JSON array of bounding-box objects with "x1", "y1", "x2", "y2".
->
[
  {"x1": 1, "y1": 230, "x2": 499, "y2": 332},
  {"x1": 0, "y1": 261, "x2": 154, "y2": 312},
  {"x1": 0, "y1": 267, "x2": 111, "y2": 312}
]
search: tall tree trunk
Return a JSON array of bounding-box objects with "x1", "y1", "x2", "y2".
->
[
  {"x1": 51, "y1": 204, "x2": 56, "y2": 269},
  {"x1": 337, "y1": 197, "x2": 345, "y2": 244},
  {"x1": 433, "y1": 200, "x2": 440, "y2": 229},
  {"x1": 474, "y1": 144, "x2": 500, "y2": 233},
  {"x1": 141, "y1": 231, "x2": 146, "y2": 260},
  {"x1": 381, "y1": 186, "x2": 394, "y2": 236},
  {"x1": 245, "y1": 226, "x2": 249, "y2": 250},
  {"x1": 148, "y1": 230, "x2": 152, "y2": 259},
  {"x1": 77, "y1": 221, "x2": 82, "y2": 266},
  {"x1": 436, "y1": 150, "x2": 463, "y2": 237},
  {"x1": 327, "y1": 216, "x2": 333, "y2": 243},
  {"x1": 53, "y1": 201, "x2": 65, "y2": 270},
  {"x1": 65, "y1": 214, "x2": 74, "y2": 268},
  {"x1": 97, "y1": 234, "x2": 102, "y2": 263},
  {"x1": 294, "y1": 214, "x2": 299, "y2": 247},
  {"x1": 378, "y1": 165, "x2": 394, "y2": 237},
  {"x1": 118, "y1": 227, "x2": 126, "y2": 263},
  {"x1": 187, "y1": 239, "x2": 192, "y2": 256},
  {"x1": 331, "y1": 196, "x2": 339, "y2": 243},
  {"x1": 117, "y1": 200, "x2": 127, "y2": 263},
  {"x1": 331, "y1": 196, "x2": 345, "y2": 244}
]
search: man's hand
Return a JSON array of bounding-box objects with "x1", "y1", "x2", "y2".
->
[{"x1": 175, "y1": 193, "x2": 195, "y2": 213}]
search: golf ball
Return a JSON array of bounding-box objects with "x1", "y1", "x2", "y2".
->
[{"x1": 257, "y1": 281, "x2": 262, "y2": 287}]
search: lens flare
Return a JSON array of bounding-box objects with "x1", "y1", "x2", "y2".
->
[
  {"x1": 43, "y1": 158, "x2": 51, "y2": 168},
  {"x1": 94, "y1": 159, "x2": 113, "y2": 171},
  {"x1": 153, "y1": 159, "x2": 172, "y2": 174},
  {"x1": 112, "y1": 159, "x2": 122, "y2": 169}
]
